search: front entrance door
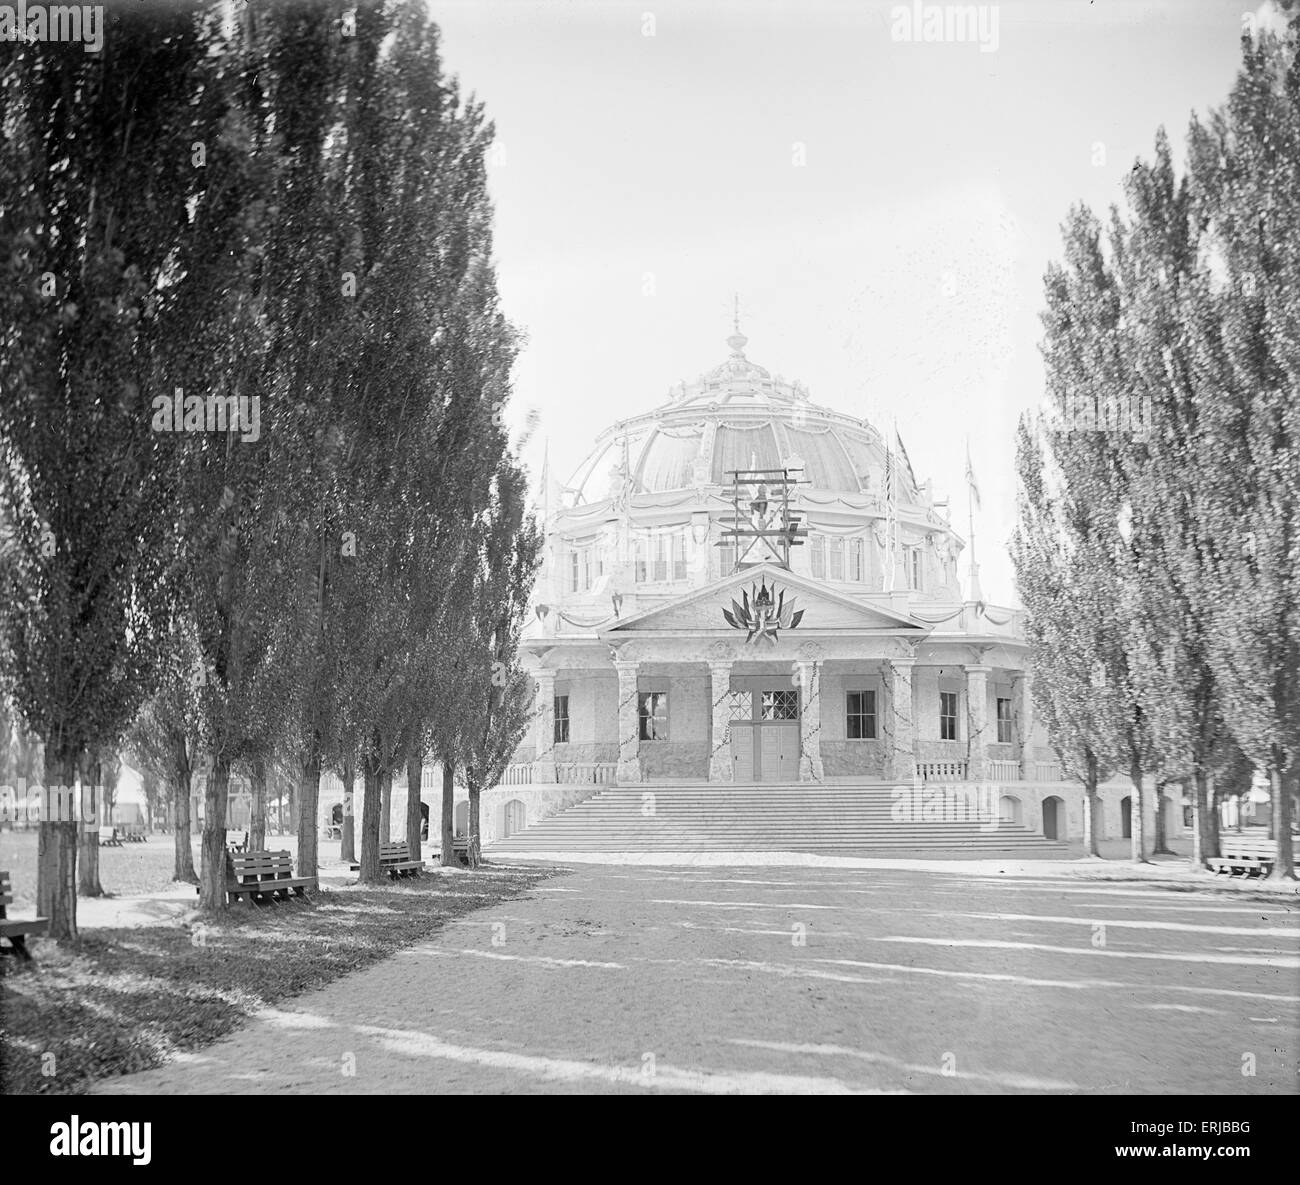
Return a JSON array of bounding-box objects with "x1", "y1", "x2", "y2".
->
[{"x1": 729, "y1": 689, "x2": 800, "y2": 782}]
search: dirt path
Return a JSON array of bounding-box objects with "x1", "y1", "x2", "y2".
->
[{"x1": 94, "y1": 862, "x2": 1298, "y2": 1095}]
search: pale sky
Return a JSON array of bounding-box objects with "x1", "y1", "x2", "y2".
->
[{"x1": 428, "y1": 0, "x2": 1255, "y2": 605}]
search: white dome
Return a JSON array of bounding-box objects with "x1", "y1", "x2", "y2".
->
[{"x1": 569, "y1": 334, "x2": 906, "y2": 504}]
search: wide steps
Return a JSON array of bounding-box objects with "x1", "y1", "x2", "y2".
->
[{"x1": 489, "y1": 784, "x2": 1066, "y2": 854}]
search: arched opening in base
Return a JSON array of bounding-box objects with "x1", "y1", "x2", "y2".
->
[
  {"x1": 503, "y1": 798, "x2": 527, "y2": 838},
  {"x1": 1042, "y1": 795, "x2": 1065, "y2": 841}
]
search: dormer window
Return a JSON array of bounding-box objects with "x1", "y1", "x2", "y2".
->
[{"x1": 829, "y1": 538, "x2": 844, "y2": 581}]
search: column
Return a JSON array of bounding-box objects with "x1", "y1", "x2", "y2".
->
[
  {"x1": 614, "y1": 659, "x2": 641, "y2": 783},
  {"x1": 707, "y1": 660, "x2": 734, "y2": 782},
  {"x1": 887, "y1": 657, "x2": 916, "y2": 782},
  {"x1": 966, "y1": 665, "x2": 990, "y2": 782},
  {"x1": 532, "y1": 669, "x2": 557, "y2": 783},
  {"x1": 796, "y1": 659, "x2": 824, "y2": 782},
  {"x1": 1013, "y1": 671, "x2": 1034, "y2": 781}
]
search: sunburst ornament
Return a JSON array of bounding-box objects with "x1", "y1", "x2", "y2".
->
[{"x1": 722, "y1": 580, "x2": 804, "y2": 646}]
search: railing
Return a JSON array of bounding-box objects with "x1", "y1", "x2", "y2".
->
[
  {"x1": 498, "y1": 761, "x2": 616, "y2": 786},
  {"x1": 556, "y1": 762, "x2": 616, "y2": 785},
  {"x1": 988, "y1": 760, "x2": 1021, "y2": 782},
  {"x1": 916, "y1": 760, "x2": 968, "y2": 782},
  {"x1": 1033, "y1": 761, "x2": 1064, "y2": 783}
]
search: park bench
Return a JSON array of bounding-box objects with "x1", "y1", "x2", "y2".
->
[
  {"x1": 118, "y1": 822, "x2": 147, "y2": 843},
  {"x1": 349, "y1": 841, "x2": 426, "y2": 878},
  {"x1": 424, "y1": 836, "x2": 470, "y2": 865},
  {"x1": 226, "y1": 829, "x2": 249, "y2": 854},
  {"x1": 98, "y1": 825, "x2": 123, "y2": 847},
  {"x1": 0, "y1": 869, "x2": 49, "y2": 962},
  {"x1": 196, "y1": 849, "x2": 317, "y2": 905},
  {"x1": 1207, "y1": 833, "x2": 1296, "y2": 877}
]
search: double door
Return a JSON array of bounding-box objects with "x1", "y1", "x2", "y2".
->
[{"x1": 730, "y1": 689, "x2": 800, "y2": 783}]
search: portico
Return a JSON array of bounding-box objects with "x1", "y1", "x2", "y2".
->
[{"x1": 521, "y1": 562, "x2": 1038, "y2": 788}]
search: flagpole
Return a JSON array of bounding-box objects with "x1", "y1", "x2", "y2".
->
[
  {"x1": 967, "y1": 438, "x2": 976, "y2": 579},
  {"x1": 965, "y1": 436, "x2": 983, "y2": 607}
]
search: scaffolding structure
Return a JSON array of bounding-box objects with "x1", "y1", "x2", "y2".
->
[{"x1": 719, "y1": 467, "x2": 807, "y2": 572}]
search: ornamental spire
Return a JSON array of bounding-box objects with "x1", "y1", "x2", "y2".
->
[{"x1": 726, "y1": 291, "x2": 748, "y2": 356}]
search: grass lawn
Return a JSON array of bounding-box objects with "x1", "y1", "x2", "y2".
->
[
  {"x1": 1, "y1": 826, "x2": 251, "y2": 908},
  {"x1": 1, "y1": 862, "x2": 556, "y2": 1095}
]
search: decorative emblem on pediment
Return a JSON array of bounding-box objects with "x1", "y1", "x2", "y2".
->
[
  {"x1": 796, "y1": 641, "x2": 826, "y2": 661},
  {"x1": 722, "y1": 579, "x2": 804, "y2": 647},
  {"x1": 706, "y1": 640, "x2": 736, "y2": 662}
]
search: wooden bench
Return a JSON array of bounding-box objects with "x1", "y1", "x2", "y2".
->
[
  {"x1": 195, "y1": 850, "x2": 317, "y2": 905},
  {"x1": 350, "y1": 841, "x2": 426, "y2": 878},
  {"x1": 98, "y1": 825, "x2": 123, "y2": 847},
  {"x1": 226, "y1": 830, "x2": 249, "y2": 854},
  {"x1": 428, "y1": 836, "x2": 470, "y2": 866},
  {"x1": 118, "y1": 822, "x2": 147, "y2": 843},
  {"x1": 1208, "y1": 834, "x2": 1296, "y2": 877},
  {"x1": 0, "y1": 869, "x2": 49, "y2": 962}
]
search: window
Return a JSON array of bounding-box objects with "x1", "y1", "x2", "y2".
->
[
  {"x1": 583, "y1": 548, "x2": 593, "y2": 589},
  {"x1": 996, "y1": 696, "x2": 1012, "y2": 744},
  {"x1": 554, "y1": 695, "x2": 570, "y2": 744},
  {"x1": 761, "y1": 690, "x2": 799, "y2": 721},
  {"x1": 907, "y1": 546, "x2": 923, "y2": 591},
  {"x1": 718, "y1": 541, "x2": 736, "y2": 577},
  {"x1": 846, "y1": 690, "x2": 876, "y2": 739},
  {"x1": 635, "y1": 539, "x2": 647, "y2": 584},
  {"x1": 638, "y1": 691, "x2": 668, "y2": 740},
  {"x1": 652, "y1": 534, "x2": 668, "y2": 582},
  {"x1": 852, "y1": 538, "x2": 865, "y2": 582},
  {"x1": 569, "y1": 549, "x2": 581, "y2": 593},
  {"x1": 829, "y1": 538, "x2": 844, "y2": 581},
  {"x1": 810, "y1": 535, "x2": 826, "y2": 579},
  {"x1": 672, "y1": 531, "x2": 687, "y2": 581},
  {"x1": 940, "y1": 690, "x2": 958, "y2": 741}
]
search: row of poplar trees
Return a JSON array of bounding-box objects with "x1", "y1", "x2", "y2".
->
[
  {"x1": 0, "y1": 0, "x2": 540, "y2": 938},
  {"x1": 1013, "y1": 20, "x2": 1298, "y2": 878}
]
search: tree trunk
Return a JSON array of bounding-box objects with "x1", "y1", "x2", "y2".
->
[
  {"x1": 340, "y1": 753, "x2": 356, "y2": 864},
  {"x1": 1081, "y1": 753, "x2": 1100, "y2": 857},
  {"x1": 379, "y1": 767, "x2": 392, "y2": 844},
  {"x1": 467, "y1": 783, "x2": 482, "y2": 868},
  {"x1": 1266, "y1": 761, "x2": 1295, "y2": 882},
  {"x1": 405, "y1": 753, "x2": 423, "y2": 864},
  {"x1": 77, "y1": 773, "x2": 104, "y2": 897},
  {"x1": 173, "y1": 769, "x2": 197, "y2": 883},
  {"x1": 359, "y1": 744, "x2": 382, "y2": 883},
  {"x1": 440, "y1": 758, "x2": 456, "y2": 867},
  {"x1": 298, "y1": 747, "x2": 321, "y2": 880},
  {"x1": 199, "y1": 756, "x2": 231, "y2": 912},
  {"x1": 37, "y1": 749, "x2": 79, "y2": 940},
  {"x1": 1129, "y1": 761, "x2": 1149, "y2": 864},
  {"x1": 1205, "y1": 770, "x2": 1221, "y2": 859},
  {"x1": 249, "y1": 755, "x2": 267, "y2": 852},
  {"x1": 1191, "y1": 768, "x2": 1212, "y2": 870}
]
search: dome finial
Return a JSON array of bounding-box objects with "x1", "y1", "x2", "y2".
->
[{"x1": 726, "y1": 291, "x2": 748, "y2": 356}]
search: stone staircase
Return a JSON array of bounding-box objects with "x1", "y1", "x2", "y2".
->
[{"x1": 488, "y1": 782, "x2": 1068, "y2": 856}]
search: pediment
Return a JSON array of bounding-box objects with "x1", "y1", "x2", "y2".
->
[{"x1": 604, "y1": 563, "x2": 926, "y2": 636}]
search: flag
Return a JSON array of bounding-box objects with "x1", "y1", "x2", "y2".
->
[{"x1": 965, "y1": 442, "x2": 982, "y2": 512}]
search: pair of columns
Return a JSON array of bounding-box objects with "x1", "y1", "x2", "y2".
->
[
  {"x1": 891, "y1": 661, "x2": 1033, "y2": 781},
  {"x1": 890, "y1": 661, "x2": 1032, "y2": 782}
]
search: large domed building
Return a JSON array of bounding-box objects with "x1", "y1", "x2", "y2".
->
[{"x1": 481, "y1": 328, "x2": 1181, "y2": 852}]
